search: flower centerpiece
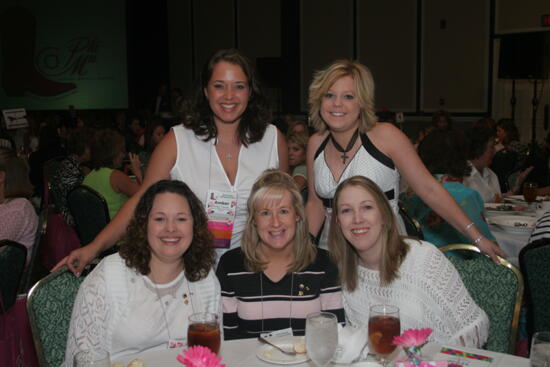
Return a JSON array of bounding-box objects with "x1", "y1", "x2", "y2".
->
[
  {"x1": 176, "y1": 346, "x2": 225, "y2": 367},
  {"x1": 393, "y1": 328, "x2": 432, "y2": 366}
]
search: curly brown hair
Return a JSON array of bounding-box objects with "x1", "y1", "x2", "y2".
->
[{"x1": 119, "y1": 180, "x2": 215, "y2": 281}]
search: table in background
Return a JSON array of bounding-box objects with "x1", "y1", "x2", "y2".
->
[
  {"x1": 489, "y1": 223, "x2": 531, "y2": 267},
  {"x1": 116, "y1": 338, "x2": 529, "y2": 367}
]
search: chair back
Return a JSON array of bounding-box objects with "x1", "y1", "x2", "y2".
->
[
  {"x1": 0, "y1": 240, "x2": 27, "y2": 312},
  {"x1": 68, "y1": 185, "x2": 110, "y2": 246},
  {"x1": 398, "y1": 202, "x2": 424, "y2": 240},
  {"x1": 27, "y1": 264, "x2": 95, "y2": 367},
  {"x1": 440, "y1": 244, "x2": 523, "y2": 354},
  {"x1": 20, "y1": 207, "x2": 48, "y2": 293},
  {"x1": 519, "y1": 238, "x2": 550, "y2": 338}
]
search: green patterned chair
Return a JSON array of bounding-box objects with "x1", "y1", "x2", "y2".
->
[
  {"x1": 0, "y1": 240, "x2": 27, "y2": 312},
  {"x1": 440, "y1": 244, "x2": 523, "y2": 354},
  {"x1": 519, "y1": 238, "x2": 550, "y2": 339},
  {"x1": 27, "y1": 263, "x2": 96, "y2": 367}
]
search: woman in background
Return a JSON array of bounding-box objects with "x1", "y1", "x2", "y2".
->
[
  {"x1": 402, "y1": 129, "x2": 495, "y2": 247},
  {"x1": 139, "y1": 118, "x2": 167, "y2": 169},
  {"x1": 83, "y1": 129, "x2": 142, "y2": 219},
  {"x1": 0, "y1": 150, "x2": 38, "y2": 264},
  {"x1": 287, "y1": 131, "x2": 308, "y2": 191},
  {"x1": 51, "y1": 127, "x2": 93, "y2": 227},
  {"x1": 491, "y1": 119, "x2": 528, "y2": 190}
]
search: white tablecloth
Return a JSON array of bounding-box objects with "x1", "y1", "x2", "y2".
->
[
  {"x1": 489, "y1": 224, "x2": 531, "y2": 267},
  {"x1": 115, "y1": 338, "x2": 529, "y2": 367}
]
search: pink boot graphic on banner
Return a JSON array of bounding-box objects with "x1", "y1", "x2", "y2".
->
[{"x1": 0, "y1": 6, "x2": 76, "y2": 97}]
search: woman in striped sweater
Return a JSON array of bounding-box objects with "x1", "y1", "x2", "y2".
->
[{"x1": 216, "y1": 170, "x2": 344, "y2": 340}]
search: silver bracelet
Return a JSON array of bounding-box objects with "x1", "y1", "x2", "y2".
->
[
  {"x1": 465, "y1": 222, "x2": 475, "y2": 231},
  {"x1": 472, "y1": 236, "x2": 483, "y2": 245}
]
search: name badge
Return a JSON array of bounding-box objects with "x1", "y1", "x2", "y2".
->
[
  {"x1": 168, "y1": 340, "x2": 185, "y2": 349},
  {"x1": 260, "y1": 327, "x2": 294, "y2": 338},
  {"x1": 206, "y1": 190, "x2": 237, "y2": 249}
]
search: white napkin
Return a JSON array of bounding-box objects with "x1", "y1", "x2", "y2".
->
[{"x1": 332, "y1": 324, "x2": 369, "y2": 364}]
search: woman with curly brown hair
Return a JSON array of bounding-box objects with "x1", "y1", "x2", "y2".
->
[{"x1": 64, "y1": 180, "x2": 220, "y2": 364}]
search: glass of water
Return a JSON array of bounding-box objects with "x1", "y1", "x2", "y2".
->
[
  {"x1": 531, "y1": 332, "x2": 550, "y2": 367},
  {"x1": 73, "y1": 349, "x2": 111, "y2": 367},
  {"x1": 306, "y1": 312, "x2": 338, "y2": 367}
]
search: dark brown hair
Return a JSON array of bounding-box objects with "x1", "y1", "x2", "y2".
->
[
  {"x1": 89, "y1": 129, "x2": 124, "y2": 170},
  {"x1": 185, "y1": 48, "x2": 271, "y2": 146},
  {"x1": 0, "y1": 155, "x2": 33, "y2": 198},
  {"x1": 496, "y1": 118, "x2": 519, "y2": 146},
  {"x1": 119, "y1": 180, "x2": 215, "y2": 281},
  {"x1": 418, "y1": 129, "x2": 469, "y2": 179}
]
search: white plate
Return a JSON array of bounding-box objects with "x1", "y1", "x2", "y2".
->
[
  {"x1": 487, "y1": 215, "x2": 537, "y2": 233},
  {"x1": 484, "y1": 203, "x2": 518, "y2": 212},
  {"x1": 256, "y1": 337, "x2": 309, "y2": 365}
]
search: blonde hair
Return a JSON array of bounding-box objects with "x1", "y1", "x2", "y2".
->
[
  {"x1": 241, "y1": 169, "x2": 316, "y2": 272},
  {"x1": 328, "y1": 176, "x2": 409, "y2": 290},
  {"x1": 286, "y1": 131, "x2": 308, "y2": 152},
  {"x1": 308, "y1": 60, "x2": 378, "y2": 133}
]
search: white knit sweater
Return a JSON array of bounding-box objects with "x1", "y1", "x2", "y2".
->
[
  {"x1": 63, "y1": 254, "x2": 221, "y2": 365},
  {"x1": 343, "y1": 239, "x2": 489, "y2": 348}
]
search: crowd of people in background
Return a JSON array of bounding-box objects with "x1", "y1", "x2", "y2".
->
[{"x1": 2, "y1": 47, "x2": 549, "y2": 363}]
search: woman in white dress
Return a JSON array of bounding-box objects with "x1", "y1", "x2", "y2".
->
[
  {"x1": 58, "y1": 49, "x2": 288, "y2": 275},
  {"x1": 64, "y1": 180, "x2": 220, "y2": 364},
  {"x1": 328, "y1": 175, "x2": 489, "y2": 347},
  {"x1": 305, "y1": 59, "x2": 504, "y2": 261}
]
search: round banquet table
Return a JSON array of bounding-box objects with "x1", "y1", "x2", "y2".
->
[{"x1": 114, "y1": 338, "x2": 529, "y2": 367}]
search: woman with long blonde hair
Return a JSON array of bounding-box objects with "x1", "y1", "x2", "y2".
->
[
  {"x1": 216, "y1": 170, "x2": 344, "y2": 339},
  {"x1": 329, "y1": 176, "x2": 488, "y2": 347},
  {"x1": 305, "y1": 59, "x2": 504, "y2": 262}
]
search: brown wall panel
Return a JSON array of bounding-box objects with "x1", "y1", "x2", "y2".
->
[
  {"x1": 300, "y1": 0, "x2": 354, "y2": 110},
  {"x1": 358, "y1": 0, "x2": 417, "y2": 111},
  {"x1": 421, "y1": 0, "x2": 489, "y2": 112}
]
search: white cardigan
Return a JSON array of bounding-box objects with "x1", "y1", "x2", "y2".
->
[
  {"x1": 64, "y1": 253, "x2": 221, "y2": 364},
  {"x1": 343, "y1": 239, "x2": 489, "y2": 348}
]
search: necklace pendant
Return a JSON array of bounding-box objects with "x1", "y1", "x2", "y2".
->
[
  {"x1": 226, "y1": 152, "x2": 233, "y2": 160},
  {"x1": 341, "y1": 153, "x2": 348, "y2": 164}
]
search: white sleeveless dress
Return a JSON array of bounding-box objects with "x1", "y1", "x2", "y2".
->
[
  {"x1": 314, "y1": 132, "x2": 402, "y2": 248},
  {"x1": 170, "y1": 124, "x2": 279, "y2": 254}
]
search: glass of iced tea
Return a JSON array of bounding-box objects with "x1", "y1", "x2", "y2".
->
[
  {"x1": 524, "y1": 182, "x2": 538, "y2": 204},
  {"x1": 368, "y1": 305, "x2": 400, "y2": 366},
  {"x1": 187, "y1": 312, "x2": 221, "y2": 354}
]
